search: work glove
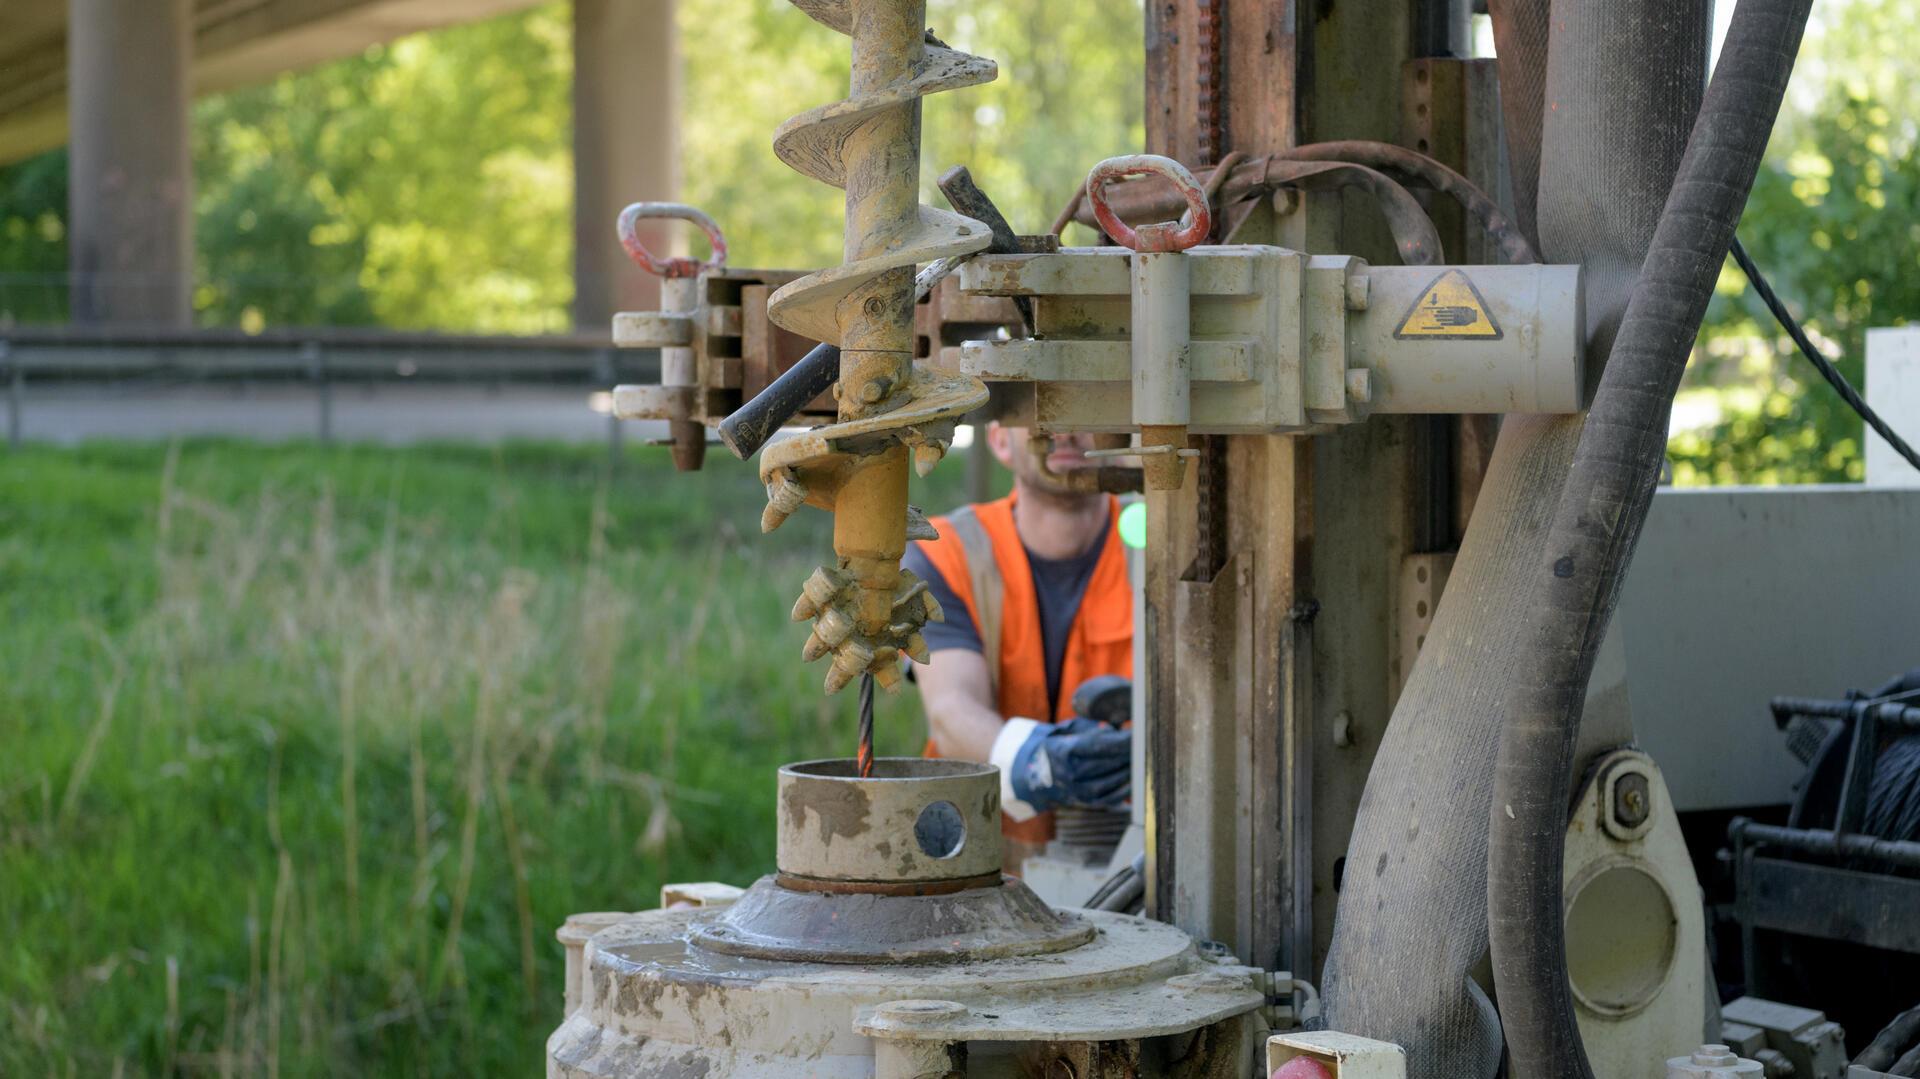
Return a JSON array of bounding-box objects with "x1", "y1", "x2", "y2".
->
[{"x1": 989, "y1": 717, "x2": 1132, "y2": 820}]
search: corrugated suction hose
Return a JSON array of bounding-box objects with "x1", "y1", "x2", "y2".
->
[
  {"x1": 1487, "y1": 2, "x2": 1814, "y2": 1077},
  {"x1": 1322, "y1": 0, "x2": 1714, "y2": 1074}
]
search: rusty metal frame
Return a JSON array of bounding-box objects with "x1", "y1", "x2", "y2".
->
[{"x1": 1139, "y1": 0, "x2": 1501, "y2": 986}]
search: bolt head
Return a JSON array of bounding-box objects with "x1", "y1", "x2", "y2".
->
[
  {"x1": 1332, "y1": 711, "x2": 1355, "y2": 748},
  {"x1": 1612, "y1": 772, "x2": 1652, "y2": 830},
  {"x1": 1346, "y1": 368, "x2": 1374, "y2": 405},
  {"x1": 860, "y1": 379, "x2": 889, "y2": 404}
]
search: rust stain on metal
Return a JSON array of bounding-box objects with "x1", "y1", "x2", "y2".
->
[
  {"x1": 782, "y1": 774, "x2": 873, "y2": 845},
  {"x1": 774, "y1": 870, "x2": 1004, "y2": 896}
]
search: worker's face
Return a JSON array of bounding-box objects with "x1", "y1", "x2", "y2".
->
[{"x1": 987, "y1": 423, "x2": 1097, "y2": 496}]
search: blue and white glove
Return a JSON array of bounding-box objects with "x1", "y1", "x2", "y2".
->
[{"x1": 989, "y1": 717, "x2": 1132, "y2": 820}]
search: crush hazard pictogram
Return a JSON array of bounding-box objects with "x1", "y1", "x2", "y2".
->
[{"x1": 1393, "y1": 269, "x2": 1504, "y2": 339}]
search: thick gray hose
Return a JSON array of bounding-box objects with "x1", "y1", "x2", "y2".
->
[
  {"x1": 1320, "y1": 1, "x2": 1708, "y2": 1075},
  {"x1": 1487, "y1": 0, "x2": 1550, "y2": 252},
  {"x1": 1486, "y1": 2, "x2": 1814, "y2": 1077}
]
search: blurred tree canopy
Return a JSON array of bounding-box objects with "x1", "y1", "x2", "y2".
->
[
  {"x1": 191, "y1": 4, "x2": 575, "y2": 333},
  {"x1": 0, "y1": 4, "x2": 576, "y2": 333},
  {"x1": 0, "y1": 150, "x2": 69, "y2": 324},
  {"x1": 1670, "y1": 0, "x2": 1917, "y2": 485}
]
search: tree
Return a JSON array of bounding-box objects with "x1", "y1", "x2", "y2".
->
[
  {"x1": 0, "y1": 149, "x2": 69, "y2": 325},
  {"x1": 192, "y1": 3, "x2": 574, "y2": 333},
  {"x1": 1670, "y1": 0, "x2": 1919, "y2": 485}
]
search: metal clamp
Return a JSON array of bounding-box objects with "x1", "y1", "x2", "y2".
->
[
  {"x1": 1085, "y1": 154, "x2": 1208, "y2": 489},
  {"x1": 1085, "y1": 155, "x2": 1211, "y2": 253},
  {"x1": 617, "y1": 202, "x2": 728, "y2": 278}
]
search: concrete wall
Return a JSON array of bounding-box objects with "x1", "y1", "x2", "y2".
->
[
  {"x1": 66, "y1": 0, "x2": 194, "y2": 325},
  {"x1": 572, "y1": 0, "x2": 680, "y2": 327}
]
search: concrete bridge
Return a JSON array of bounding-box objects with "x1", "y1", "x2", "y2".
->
[{"x1": 0, "y1": 0, "x2": 679, "y2": 328}]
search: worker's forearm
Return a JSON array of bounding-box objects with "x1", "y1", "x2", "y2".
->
[{"x1": 928, "y1": 695, "x2": 1007, "y2": 763}]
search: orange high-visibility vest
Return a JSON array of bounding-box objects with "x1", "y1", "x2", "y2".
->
[{"x1": 915, "y1": 492, "x2": 1133, "y2": 843}]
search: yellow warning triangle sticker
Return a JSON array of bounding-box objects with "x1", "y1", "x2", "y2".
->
[{"x1": 1394, "y1": 269, "x2": 1503, "y2": 339}]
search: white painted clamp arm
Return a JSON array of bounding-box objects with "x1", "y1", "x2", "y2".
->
[{"x1": 990, "y1": 717, "x2": 1044, "y2": 822}]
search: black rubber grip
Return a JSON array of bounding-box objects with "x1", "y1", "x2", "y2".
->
[{"x1": 716, "y1": 341, "x2": 838, "y2": 460}]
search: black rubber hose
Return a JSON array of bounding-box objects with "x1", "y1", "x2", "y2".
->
[
  {"x1": 716, "y1": 341, "x2": 839, "y2": 459},
  {"x1": 1855, "y1": 1005, "x2": 1920, "y2": 1073},
  {"x1": 1278, "y1": 141, "x2": 1539, "y2": 265},
  {"x1": 1729, "y1": 237, "x2": 1920, "y2": 473},
  {"x1": 1484, "y1": 2, "x2": 1814, "y2": 1077}
]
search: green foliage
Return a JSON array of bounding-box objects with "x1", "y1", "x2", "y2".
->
[
  {"x1": 191, "y1": 4, "x2": 575, "y2": 333},
  {"x1": 1671, "y1": 0, "x2": 1919, "y2": 485},
  {"x1": 0, "y1": 148, "x2": 69, "y2": 323},
  {"x1": 677, "y1": 0, "x2": 1145, "y2": 270},
  {"x1": 0, "y1": 441, "x2": 970, "y2": 1075}
]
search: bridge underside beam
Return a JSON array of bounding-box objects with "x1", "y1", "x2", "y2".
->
[{"x1": 0, "y1": 0, "x2": 544, "y2": 166}]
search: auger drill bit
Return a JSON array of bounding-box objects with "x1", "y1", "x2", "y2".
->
[{"x1": 759, "y1": 0, "x2": 996, "y2": 695}]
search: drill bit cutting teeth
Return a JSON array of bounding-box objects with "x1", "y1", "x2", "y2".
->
[{"x1": 762, "y1": 0, "x2": 996, "y2": 695}]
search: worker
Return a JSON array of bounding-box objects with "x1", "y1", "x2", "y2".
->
[{"x1": 903, "y1": 423, "x2": 1134, "y2": 867}]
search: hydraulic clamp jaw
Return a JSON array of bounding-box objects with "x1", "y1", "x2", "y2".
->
[
  {"x1": 952, "y1": 154, "x2": 1588, "y2": 491},
  {"x1": 605, "y1": 203, "x2": 829, "y2": 470},
  {"x1": 607, "y1": 91, "x2": 1587, "y2": 699}
]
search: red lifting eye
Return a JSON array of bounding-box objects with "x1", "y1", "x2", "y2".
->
[
  {"x1": 1084, "y1": 154, "x2": 1212, "y2": 254},
  {"x1": 616, "y1": 202, "x2": 728, "y2": 279}
]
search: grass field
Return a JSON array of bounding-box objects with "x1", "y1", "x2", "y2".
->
[{"x1": 0, "y1": 440, "x2": 985, "y2": 1076}]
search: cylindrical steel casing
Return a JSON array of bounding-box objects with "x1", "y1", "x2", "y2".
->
[
  {"x1": 1353, "y1": 262, "x2": 1586, "y2": 414},
  {"x1": 776, "y1": 758, "x2": 1002, "y2": 884}
]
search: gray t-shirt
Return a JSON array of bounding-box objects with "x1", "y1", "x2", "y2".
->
[{"x1": 901, "y1": 513, "x2": 1111, "y2": 720}]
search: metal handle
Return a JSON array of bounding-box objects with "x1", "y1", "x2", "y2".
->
[
  {"x1": 1085, "y1": 155, "x2": 1211, "y2": 253},
  {"x1": 717, "y1": 341, "x2": 841, "y2": 459},
  {"x1": 616, "y1": 202, "x2": 728, "y2": 278}
]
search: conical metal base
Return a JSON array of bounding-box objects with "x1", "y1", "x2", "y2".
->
[{"x1": 689, "y1": 873, "x2": 1094, "y2": 964}]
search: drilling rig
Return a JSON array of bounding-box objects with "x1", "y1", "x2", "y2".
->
[{"x1": 556, "y1": 0, "x2": 1920, "y2": 1076}]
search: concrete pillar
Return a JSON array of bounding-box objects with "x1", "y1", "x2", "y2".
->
[
  {"x1": 573, "y1": 0, "x2": 680, "y2": 329},
  {"x1": 67, "y1": 0, "x2": 194, "y2": 327}
]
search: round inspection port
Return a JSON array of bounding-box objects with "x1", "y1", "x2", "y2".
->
[
  {"x1": 915, "y1": 800, "x2": 967, "y2": 859},
  {"x1": 1564, "y1": 862, "x2": 1677, "y2": 1016}
]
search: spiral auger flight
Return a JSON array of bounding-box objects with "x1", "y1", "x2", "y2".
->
[{"x1": 760, "y1": 0, "x2": 997, "y2": 695}]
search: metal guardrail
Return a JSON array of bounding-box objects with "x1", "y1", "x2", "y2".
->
[{"x1": 0, "y1": 325, "x2": 660, "y2": 449}]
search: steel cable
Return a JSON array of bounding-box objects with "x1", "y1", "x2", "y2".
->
[{"x1": 1729, "y1": 236, "x2": 1920, "y2": 474}]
